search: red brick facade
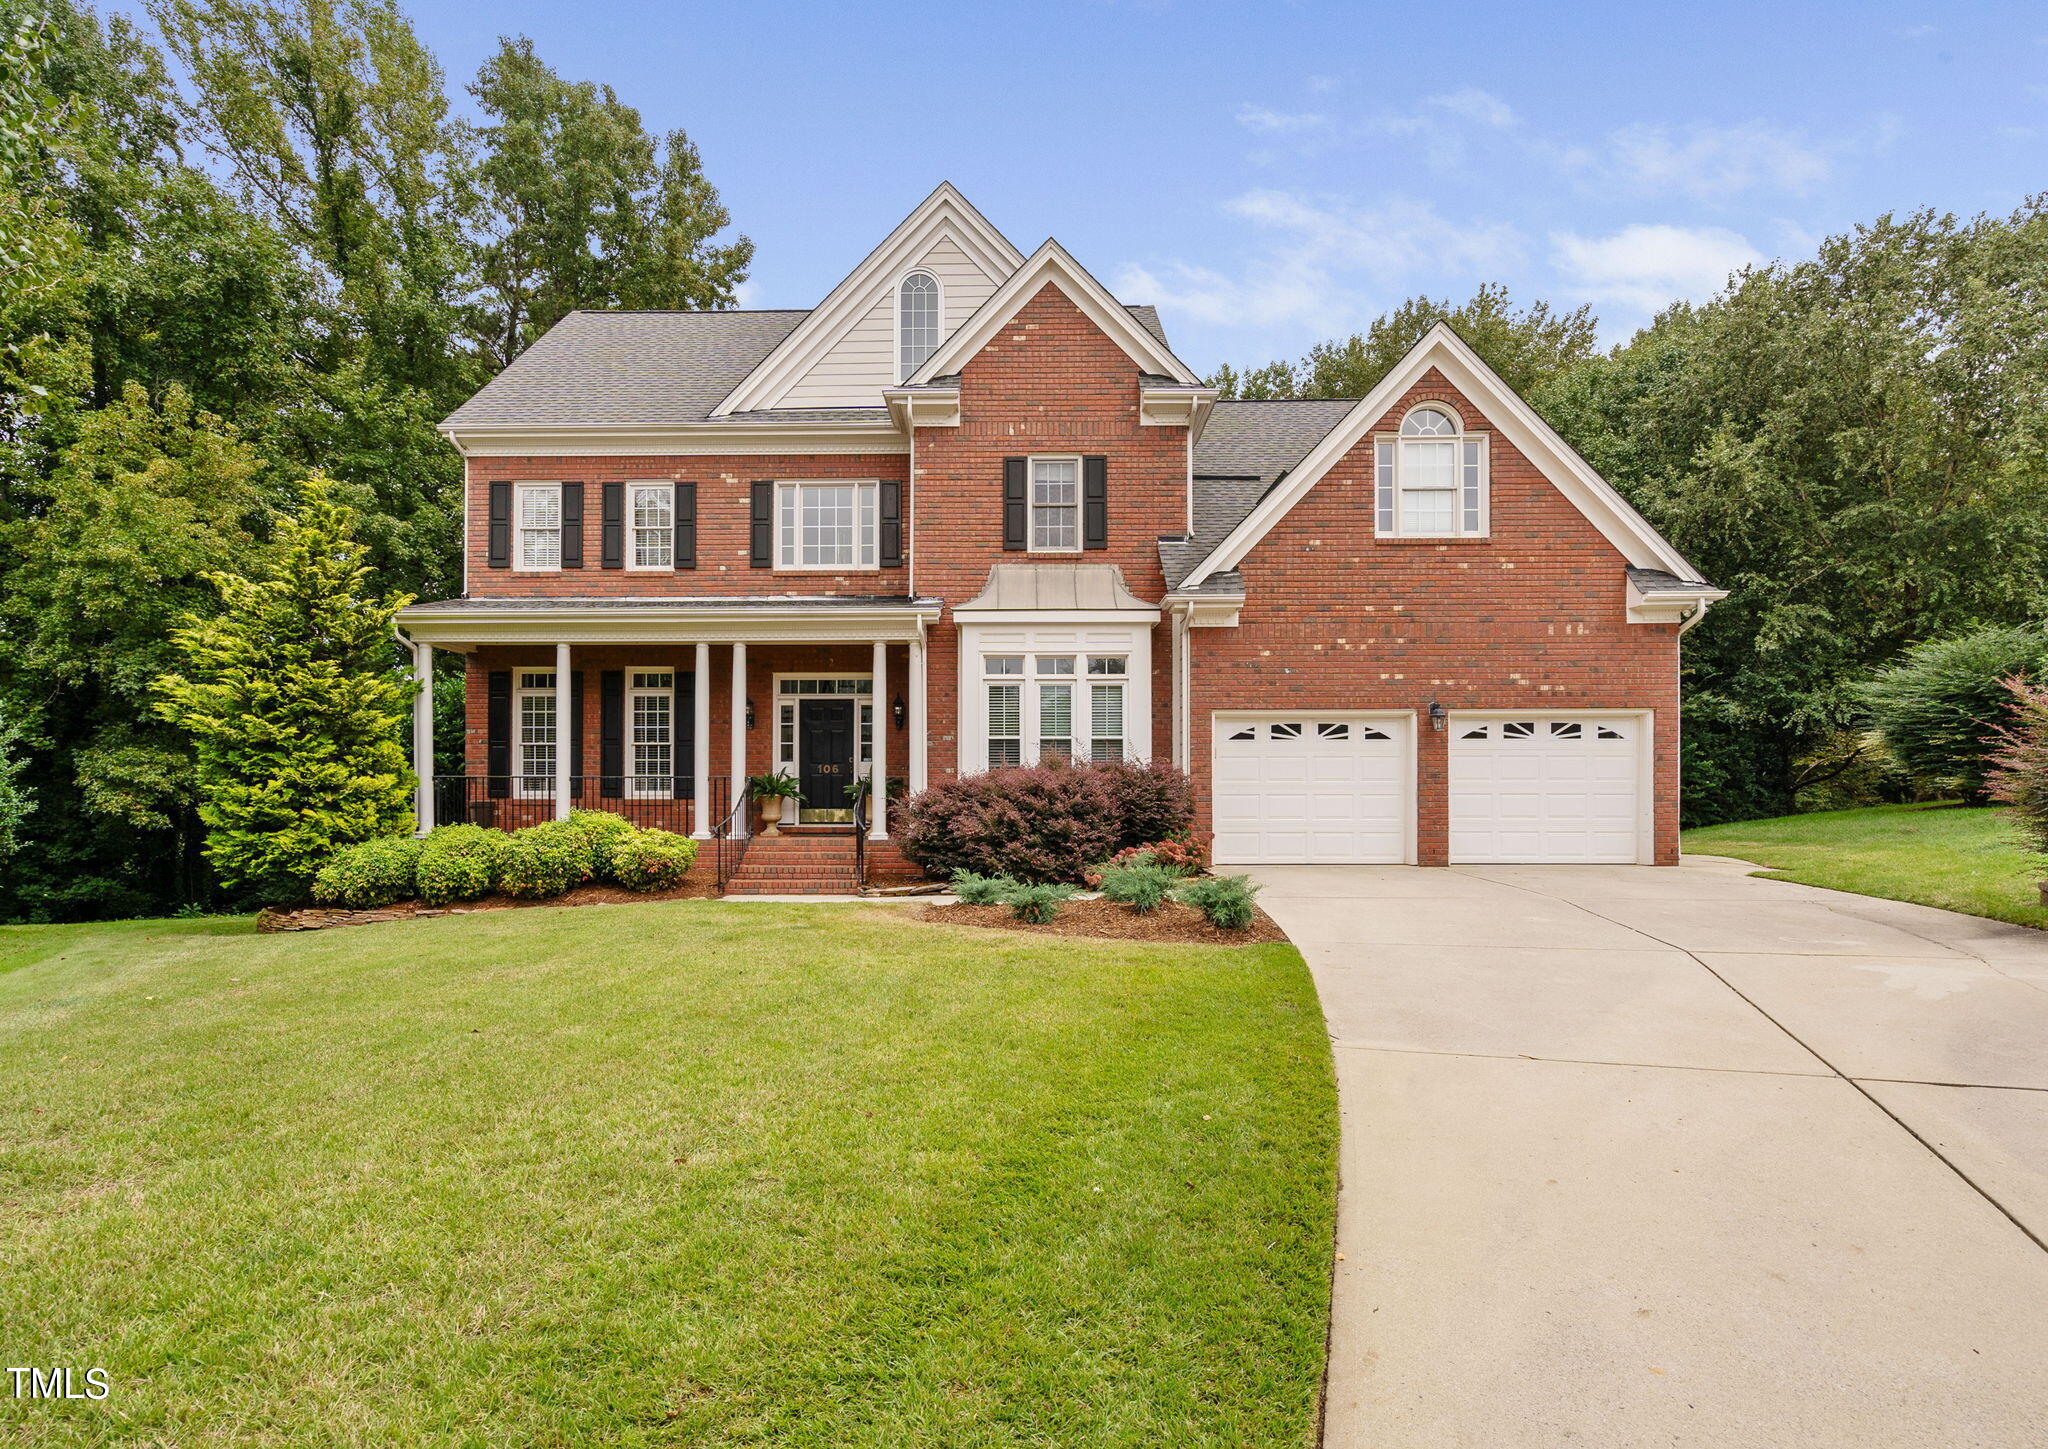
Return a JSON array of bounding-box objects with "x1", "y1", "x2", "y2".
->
[{"x1": 447, "y1": 289, "x2": 1683, "y2": 864}]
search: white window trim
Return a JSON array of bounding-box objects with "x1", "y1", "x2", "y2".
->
[
  {"x1": 624, "y1": 481, "x2": 675, "y2": 573},
  {"x1": 512, "y1": 670, "x2": 559, "y2": 797},
  {"x1": 773, "y1": 478, "x2": 882, "y2": 572},
  {"x1": 1375, "y1": 404, "x2": 1491, "y2": 540},
  {"x1": 1026, "y1": 454, "x2": 1084, "y2": 555},
  {"x1": 895, "y1": 268, "x2": 943, "y2": 383},
  {"x1": 513, "y1": 481, "x2": 563, "y2": 573},
  {"x1": 623, "y1": 665, "x2": 678, "y2": 799},
  {"x1": 956, "y1": 623, "x2": 1153, "y2": 774}
]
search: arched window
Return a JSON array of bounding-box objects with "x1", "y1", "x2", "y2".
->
[
  {"x1": 898, "y1": 271, "x2": 940, "y2": 378},
  {"x1": 1373, "y1": 404, "x2": 1488, "y2": 537}
]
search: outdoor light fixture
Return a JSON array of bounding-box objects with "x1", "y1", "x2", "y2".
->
[
  {"x1": 745, "y1": 698, "x2": 756, "y2": 730},
  {"x1": 1428, "y1": 700, "x2": 1447, "y2": 732},
  {"x1": 892, "y1": 694, "x2": 907, "y2": 730}
]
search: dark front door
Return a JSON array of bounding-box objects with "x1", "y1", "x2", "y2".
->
[{"x1": 798, "y1": 699, "x2": 857, "y2": 821}]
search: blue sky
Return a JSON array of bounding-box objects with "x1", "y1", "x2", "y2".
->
[{"x1": 152, "y1": 0, "x2": 2048, "y2": 371}]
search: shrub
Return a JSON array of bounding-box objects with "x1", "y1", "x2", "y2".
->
[
  {"x1": 1004, "y1": 881, "x2": 1073, "y2": 925},
  {"x1": 1088, "y1": 759, "x2": 1197, "y2": 851},
  {"x1": 1174, "y1": 874, "x2": 1261, "y2": 931},
  {"x1": 1095, "y1": 861, "x2": 1176, "y2": 913},
  {"x1": 900, "y1": 761, "x2": 1120, "y2": 883},
  {"x1": 415, "y1": 824, "x2": 507, "y2": 903},
  {"x1": 312, "y1": 834, "x2": 423, "y2": 908},
  {"x1": 607, "y1": 828, "x2": 698, "y2": 891},
  {"x1": 1089, "y1": 834, "x2": 1211, "y2": 884},
  {"x1": 566, "y1": 809, "x2": 640, "y2": 879},
  {"x1": 1858, "y1": 625, "x2": 2048, "y2": 799},
  {"x1": 949, "y1": 869, "x2": 1012, "y2": 905},
  {"x1": 497, "y1": 820, "x2": 596, "y2": 899},
  {"x1": 1989, "y1": 676, "x2": 2048, "y2": 859}
]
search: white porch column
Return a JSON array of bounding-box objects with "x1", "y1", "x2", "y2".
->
[
  {"x1": 410, "y1": 640, "x2": 434, "y2": 834},
  {"x1": 729, "y1": 641, "x2": 748, "y2": 839},
  {"x1": 692, "y1": 641, "x2": 712, "y2": 838},
  {"x1": 553, "y1": 641, "x2": 572, "y2": 820},
  {"x1": 869, "y1": 639, "x2": 888, "y2": 840},
  {"x1": 907, "y1": 631, "x2": 928, "y2": 795}
]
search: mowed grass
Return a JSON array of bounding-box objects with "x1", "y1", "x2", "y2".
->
[
  {"x1": 0, "y1": 903, "x2": 1335, "y2": 1447},
  {"x1": 1684, "y1": 801, "x2": 2048, "y2": 929}
]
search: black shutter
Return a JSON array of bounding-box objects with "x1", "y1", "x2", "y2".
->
[
  {"x1": 674, "y1": 481, "x2": 697, "y2": 569},
  {"x1": 487, "y1": 482, "x2": 512, "y2": 568},
  {"x1": 1002, "y1": 457, "x2": 1027, "y2": 551},
  {"x1": 600, "y1": 482, "x2": 624, "y2": 569},
  {"x1": 568, "y1": 671, "x2": 584, "y2": 795},
  {"x1": 1082, "y1": 456, "x2": 1108, "y2": 551},
  {"x1": 599, "y1": 670, "x2": 625, "y2": 798},
  {"x1": 486, "y1": 670, "x2": 512, "y2": 795},
  {"x1": 675, "y1": 670, "x2": 695, "y2": 798},
  {"x1": 878, "y1": 479, "x2": 903, "y2": 568},
  {"x1": 750, "y1": 481, "x2": 773, "y2": 567},
  {"x1": 559, "y1": 483, "x2": 584, "y2": 568}
]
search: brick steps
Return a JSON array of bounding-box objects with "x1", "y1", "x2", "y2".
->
[{"x1": 719, "y1": 832, "x2": 928, "y2": 895}]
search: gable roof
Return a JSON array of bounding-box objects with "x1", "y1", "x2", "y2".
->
[
  {"x1": 442, "y1": 310, "x2": 808, "y2": 428},
  {"x1": 1158, "y1": 398, "x2": 1357, "y2": 590},
  {"x1": 905, "y1": 238, "x2": 1203, "y2": 387},
  {"x1": 1178, "y1": 323, "x2": 1707, "y2": 590},
  {"x1": 712, "y1": 183, "x2": 1025, "y2": 417}
]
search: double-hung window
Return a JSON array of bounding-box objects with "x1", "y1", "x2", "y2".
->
[
  {"x1": 625, "y1": 670, "x2": 674, "y2": 796},
  {"x1": 516, "y1": 483, "x2": 562, "y2": 570},
  {"x1": 983, "y1": 653, "x2": 1127, "y2": 767},
  {"x1": 1374, "y1": 405, "x2": 1488, "y2": 538},
  {"x1": 514, "y1": 671, "x2": 557, "y2": 796},
  {"x1": 628, "y1": 484, "x2": 673, "y2": 569},
  {"x1": 776, "y1": 480, "x2": 878, "y2": 570},
  {"x1": 1028, "y1": 456, "x2": 1080, "y2": 552}
]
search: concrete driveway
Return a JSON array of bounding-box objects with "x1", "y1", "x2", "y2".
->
[{"x1": 1251, "y1": 856, "x2": 2048, "y2": 1449}]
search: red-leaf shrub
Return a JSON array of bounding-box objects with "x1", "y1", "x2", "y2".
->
[
  {"x1": 1988, "y1": 675, "x2": 2048, "y2": 859},
  {"x1": 899, "y1": 762, "x2": 1121, "y2": 883},
  {"x1": 1088, "y1": 758, "x2": 1197, "y2": 850},
  {"x1": 1083, "y1": 834, "x2": 1212, "y2": 887}
]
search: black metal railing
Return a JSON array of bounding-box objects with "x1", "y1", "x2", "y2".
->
[
  {"x1": 711, "y1": 778, "x2": 750, "y2": 890},
  {"x1": 428, "y1": 774, "x2": 720, "y2": 839},
  {"x1": 851, "y1": 793, "x2": 868, "y2": 893}
]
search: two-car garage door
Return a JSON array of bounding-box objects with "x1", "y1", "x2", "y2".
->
[{"x1": 1212, "y1": 711, "x2": 1646, "y2": 865}]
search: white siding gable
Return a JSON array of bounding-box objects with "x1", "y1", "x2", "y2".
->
[{"x1": 773, "y1": 234, "x2": 1003, "y2": 410}]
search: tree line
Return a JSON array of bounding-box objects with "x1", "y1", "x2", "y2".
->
[
  {"x1": 0, "y1": 0, "x2": 750, "y2": 920},
  {"x1": 1210, "y1": 209, "x2": 2048, "y2": 829}
]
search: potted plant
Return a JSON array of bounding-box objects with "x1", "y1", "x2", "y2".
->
[
  {"x1": 849, "y1": 773, "x2": 908, "y2": 831},
  {"x1": 748, "y1": 770, "x2": 803, "y2": 836}
]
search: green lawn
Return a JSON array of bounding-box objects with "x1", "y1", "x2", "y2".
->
[
  {"x1": 1684, "y1": 801, "x2": 2048, "y2": 929},
  {"x1": 0, "y1": 904, "x2": 1334, "y2": 1447}
]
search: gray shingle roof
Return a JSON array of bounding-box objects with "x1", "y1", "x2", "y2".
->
[
  {"x1": 400, "y1": 594, "x2": 939, "y2": 613},
  {"x1": 1626, "y1": 566, "x2": 1718, "y2": 593},
  {"x1": 1158, "y1": 398, "x2": 1358, "y2": 589},
  {"x1": 443, "y1": 304, "x2": 1173, "y2": 429}
]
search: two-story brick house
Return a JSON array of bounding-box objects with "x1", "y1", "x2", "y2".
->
[{"x1": 395, "y1": 184, "x2": 1722, "y2": 884}]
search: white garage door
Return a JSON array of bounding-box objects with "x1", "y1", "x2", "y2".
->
[
  {"x1": 1449, "y1": 715, "x2": 1644, "y2": 864},
  {"x1": 1212, "y1": 714, "x2": 1410, "y2": 864}
]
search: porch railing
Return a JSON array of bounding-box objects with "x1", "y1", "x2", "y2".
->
[
  {"x1": 710, "y1": 777, "x2": 749, "y2": 889},
  {"x1": 428, "y1": 775, "x2": 723, "y2": 840},
  {"x1": 851, "y1": 793, "x2": 868, "y2": 893}
]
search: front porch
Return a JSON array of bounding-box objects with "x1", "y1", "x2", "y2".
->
[{"x1": 394, "y1": 597, "x2": 942, "y2": 886}]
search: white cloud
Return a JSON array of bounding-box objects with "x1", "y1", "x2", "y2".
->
[
  {"x1": 1588, "y1": 121, "x2": 1835, "y2": 199},
  {"x1": 1429, "y1": 87, "x2": 1516, "y2": 129},
  {"x1": 1116, "y1": 190, "x2": 1524, "y2": 331},
  {"x1": 1235, "y1": 103, "x2": 1327, "y2": 134},
  {"x1": 1549, "y1": 224, "x2": 1765, "y2": 312}
]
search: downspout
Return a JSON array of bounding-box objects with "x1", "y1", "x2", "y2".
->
[{"x1": 1677, "y1": 597, "x2": 1712, "y2": 635}]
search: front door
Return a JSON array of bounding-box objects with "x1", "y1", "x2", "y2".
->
[{"x1": 797, "y1": 699, "x2": 857, "y2": 822}]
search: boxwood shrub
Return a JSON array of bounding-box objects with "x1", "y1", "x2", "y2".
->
[
  {"x1": 415, "y1": 824, "x2": 508, "y2": 903},
  {"x1": 608, "y1": 828, "x2": 699, "y2": 891},
  {"x1": 312, "y1": 835, "x2": 424, "y2": 909},
  {"x1": 497, "y1": 820, "x2": 597, "y2": 899}
]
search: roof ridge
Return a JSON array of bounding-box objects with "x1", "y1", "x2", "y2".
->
[{"x1": 563, "y1": 307, "x2": 813, "y2": 317}]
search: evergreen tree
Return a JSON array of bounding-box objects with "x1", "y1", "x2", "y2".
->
[{"x1": 156, "y1": 478, "x2": 415, "y2": 902}]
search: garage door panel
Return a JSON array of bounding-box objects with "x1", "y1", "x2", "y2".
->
[
  {"x1": 1212, "y1": 715, "x2": 1410, "y2": 865},
  {"x1": 1450, "y1": 715, "x2": 1644, "y2": 865}
]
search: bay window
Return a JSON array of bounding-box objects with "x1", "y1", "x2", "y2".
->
[{"x1": 982, "y1": 653, "x2": 1126, "y2": 766}]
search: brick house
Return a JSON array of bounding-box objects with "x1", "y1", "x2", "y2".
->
[{"x1": 396, "y1": 184, "x2": 1723, "y2": 883}]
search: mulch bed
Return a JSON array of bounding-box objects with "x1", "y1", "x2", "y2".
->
[
  {"x1": 917, "y1": 896, "x2": 1289, "y2": 946},
  {"x1": 257, "y1": 881, "x2": 720, "y2": 932}
]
